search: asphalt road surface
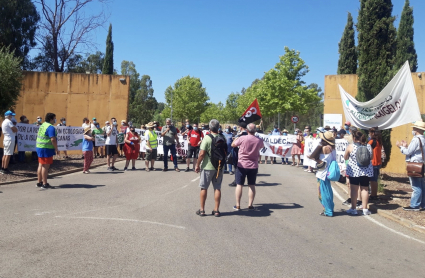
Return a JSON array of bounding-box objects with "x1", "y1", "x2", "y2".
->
[{"x1": 1, "y1": 160, "x2": 425, "y2": 278}]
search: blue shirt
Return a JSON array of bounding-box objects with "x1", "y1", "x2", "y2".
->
[
  {"x1": 271, "y1": 130, "x2": 281, "y2": 135},
  {"x1": 36, "y1": 125, "x2": 56, "y2": 157},
  {"x1": 401, "y1": 135, "x2": 425, "y2": 163},
  {"x1": 82, "y1": 136, "x2": 93, "y2": 151},
  {"x1": 223, "y1": 132, "x2": 233, "y2": 152}
]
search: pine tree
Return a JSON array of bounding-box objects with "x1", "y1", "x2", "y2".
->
[
  {"x1": 337, "y1": 13, "x2": 357, "y2": 74},
  {"x1": 102, "y1": 24, "x2": 114, "y2": 74},
  {"x1": 394, "y1": 0, "x2": 417, "y2": 72},
  {"x1": 357, "y1": 0, "x2": 397, "y2": 168}
]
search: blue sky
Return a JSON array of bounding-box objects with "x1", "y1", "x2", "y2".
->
[{"x1": 82, "y1": 0, "x2": 425, "y2": 104}]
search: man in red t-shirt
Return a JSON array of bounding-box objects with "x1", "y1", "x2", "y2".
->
[{"x1": 186, "y1": 123, "x2": 204, "y2": 171}]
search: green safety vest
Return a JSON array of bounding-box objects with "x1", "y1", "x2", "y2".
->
[
  {"x1": 147, "y1": 130, "x2": 158, "y2": 148},
  {"x1": 36, "y1": 122, "x2": 57, "y2": 149}
]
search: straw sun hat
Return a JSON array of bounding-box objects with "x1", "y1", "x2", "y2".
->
[
  {"x1": 146, "y1": 122, "x2": 155, "y2": 128},
  {"x1": 319, "y1": 131, "x2": 335, "y2": 145},
  {"x1": 412, "y1": 121, "x2": 425, "y2": 130},
  {"x1": 84, "y1": 127, "x2": 92, "y2": 134}
]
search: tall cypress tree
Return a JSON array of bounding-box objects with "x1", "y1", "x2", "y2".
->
[
  {"x1": 357, "y1": 0, "x2": 397, "y2": 167},
  {"x1": 102, "y1": 24, "x2": 114, "y2": 74},
  {"x1": 337, "y1": 13, "x2": 357, "y2": 74},
  {"x1": 394, "y1": 0, "x2": 417, "y2": 72}
]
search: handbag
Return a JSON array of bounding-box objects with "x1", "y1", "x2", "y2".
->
[
  {"x1": 327, "y1": 152, "x2": 341, "y2": 181},
  {"x1": 406, "y1": 138, "x2": 424, "y2": 178},
  {"x1": 226, "y1": 152, "x2": 234, "y2": 165}
]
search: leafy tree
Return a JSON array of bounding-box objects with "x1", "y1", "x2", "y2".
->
[
  {"x1": 296, "y1": 84, "x2": 324, "y2": 131},
  {"x1": 0, "y1": 0, "x2": 39, "y2": 66},
  {"x1": 128, "y1": 75, "x2": 158, "y2": 126},
  {"x1": 394, "y1": 0, "x2": 417, "y2": 72},
  {"x1": 68, "y1": 51, "x2": 104, "y2": 73},
  {"x1": 103, "y1": 24, "x2": 114, "y2": 74},
  {"x1": 0, "y1": 46, "x2": 23, "y2": 114},
  {"x1": 200, "y1": 102, "x2": 225, "y2": 124},
  {"x1": 156, "y1": 102, "x2": 165, "y2": 113},
  {"x1": 223, "y1": 92, "x2": 240, "y2": 123},
  {"x1": 357, "y1": 0, "x2": 397, "y2": 167},
  {"x1": 121, "y1": 60, "x2": 140, "y2": 101},
  {"x1": 338, "y1": 12, "x2": 357, "y2": 74},
  {"x1": 162, "y1": 76, "x2": 209, "y2": 123}
]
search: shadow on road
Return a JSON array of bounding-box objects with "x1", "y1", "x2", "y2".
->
[
  {"x1": 56, "y1": 184, "x2": 106, "y2": 189},
  {"x1": 256, "y1": 181, "x2": 281, "y2": 186},
  {"x1": 220, "y1": 203, "x2": 303, "y2": 217},
  {"x1": 257, "y1": 173, "x2": 271, "y2": 177},
  {"x1": 89, "y1": 172, "x2": 124, "y2": 174}
]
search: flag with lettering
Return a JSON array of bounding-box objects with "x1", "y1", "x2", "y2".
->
[{"x1": 238, "y1": 99, "x2": 262, "y2": 124}]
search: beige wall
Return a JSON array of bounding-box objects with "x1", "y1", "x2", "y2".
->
[
  {"x1": 324, "y1": 72, "x2": 425, "y2": 174},
  {"x1": 1, "y1": 71, "x2": 130, "y2": 151}
]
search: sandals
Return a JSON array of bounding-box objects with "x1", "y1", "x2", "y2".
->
[
  {"x1": 196, "y1": 209, "x2": 206, "y2": 216},
  {"x1": 291, "y1": 163, "x2": 296, "y2": 166},
  {"x1": 212, "y1": 210, "x2": 220, "y2": 217},
  {"x1": 145, "y1": 168, "x2": 150, "y2": 172}
]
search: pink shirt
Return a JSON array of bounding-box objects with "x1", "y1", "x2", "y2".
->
[{"x1": 233, "y1": 134, "x2": 264, "y2": 169}]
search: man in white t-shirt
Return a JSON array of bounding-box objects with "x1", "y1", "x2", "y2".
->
[
  {"x1": 105, "y1": 117, "x2": 119, "y2": 171},
  {"x1": 1, "y1": 111, "x2": 18, "y2": 174}
]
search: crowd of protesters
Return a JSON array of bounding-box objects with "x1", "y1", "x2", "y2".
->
[{"x1": 2, "y1": 110, "x2": 424, "y2": 218}]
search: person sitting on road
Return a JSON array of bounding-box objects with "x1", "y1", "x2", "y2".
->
[
  {"x1": 195, "y1": 119, "x2": 225, "y2": 217},
  {"x1": 396, "y1": 121, "x2": 425, "y2": 211},
  {"x1": 315, "y1": 131, "x2": 336, "y2": 217},
  {"x1": 344, "y1": 131, "x2": 373, "y2": 215},
  {"x1": 123, "y1": 126, "x2": 140, "y2": 171},
  {"x1": 231, "y1": 123, "x2": 264, "y2": 211},
  {"x1": 82, "y1": 126, "x2": 95, "y2": 174},
  {"x1": 145, "y1": 122, "x2": 158, "y2": 172}
]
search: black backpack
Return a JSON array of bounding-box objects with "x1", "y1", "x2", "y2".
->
[{"x1": 207, "y1": 134, "x2": 227, "y2": 171}]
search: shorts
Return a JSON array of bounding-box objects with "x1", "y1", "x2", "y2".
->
[
  {"x1": 370, "y1": 165, "x2": 381, "y2": 182},
  {"x1": 146, "y1": 148, "x2": 157, "y2": 160},
  {"x1": 236, "y1": 167, "x2": 258, "y2": 185},
  {"x1": 119, "y1": 143, "x2": 124, "y2": 151},
  {"x1": 3, "y1": 140, "x2": 15, "y2": 155},
  {"x1": 187, "y1": 145, "x2": 199, "y2": 158},
  {"x1": 106, "y1": 145, "x2": 118, "y2": 155},
  {"x1": 199, "y1": 169, "x2": 223, "y2": 190},
  {"x1": 38, "y1": 156, "x2": 53, "y2": 165},
  {"x1": 93, "y1": 140, "x2": 96, "y2": 147},
  {"x1": 349, "y1": 176, "x2": 370, "y2": 187}
]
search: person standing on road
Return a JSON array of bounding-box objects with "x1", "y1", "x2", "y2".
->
[
  {"x1": 145, "y1": 122, "x2": 158, "y2": 171},
  {"x1": 35, "y1": 113, "x2": 58, "y2": 189},
  {"x1": 269, "y1": 125, "x2": 281, "y2": 165},
  {"x1": 82, "y1": 126, "x2": 94, "y2": 174},
  {"x1": 118, "y1": 120, "x2": 129, "y2": 157},
  {"x1": 291, "y1": 129, "x2": 303, "y2": 166},
  {"x1": 368, "y1": 128, "x2": 382, "y2": 201},
  {"x1": 139, "y1": 124, "x2": 146, "y2": 160},
  {"x1": 161, "y1": 118, "x2": 181, "y2": 172},
  {"x1": 81, "y1": 118, "x2": 90, "y2": 159},
  {"x1": 344, "y1": 131, "x2": 373, "y2": 216},
  {"x1": 342, "y1": 126, "x2": 361, "y2": 207},
  {"x1": 18, "y1": 115, "x2": 28, "y2": 162},
  {"x1": 281, "y1": 129, "x2": 290, "y2": 165},
  {"x1": 195, "y1": 119, "x2": 225, "y2": 217},
  {"x1": 105, "y1": 118, "x2": 119, "y2": 171},
  {"x1": 223, "y1": 125, "x2": 234, "y2": 175},
  {"x1": 1, "y1": 111, "x2": 18, "y2": 174},
  {"x1": 231, "y1": 123, "x2": 264, "y2": 211},
  {"x1": 185, "y1": 123, "x2": 203, "y2": 172},
  {"x1": 56, "y1": 117, "x2": 69, "y2": 159},
  {"x1": 123, "y1": 126, "x2": 140, "y2": 171},
  {"x1": 396, "y1": 121, "x2": 425, "y2": 211},
  {"x1": 315, "y1": 131, "x2": 336, "y2": 217},
  {"x1": 229, "y1": 122, "x2": 248, "y2": 187}
]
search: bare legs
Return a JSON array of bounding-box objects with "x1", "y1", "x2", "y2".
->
[
  {"x1": 235, "y1": 184, "x2": 256, "y2": 207},
  {"x1": 37, "y1": 163, "x2": 50, "y2": 184},
  {"x1": 350, "y1": 185, "x2": 369, "y2": 210},
  {"x1": 1, "y1": 155, "x2": 11, "y2": 170}
]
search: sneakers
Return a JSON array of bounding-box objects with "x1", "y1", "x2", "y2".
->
[
  {"x1": 342, "y1": 198, "x2": 351, "y2": 206},
  {"x1": 107, "y1": 167, "x2": 112, "y2": 171},
  {"x1": 185, "y1": 167, "x2": 190, "y2": 172},
  {"x1": 124, "y1": 167, "x2": 128, "y2": 171},
  {"x1": 346, "y1": 208, "x2": 358, "y2": 215},
  {"x1": 42, "y1": 183, "x2": 54, "y2": 189},
  {"x1": 363, "y1": 209, "x2": 372, "y2": 215},
  {"x1": 0, "y1": 169, "x2": 3, "y2": 175},
  {"x1": 2, "y1": 168, "x2": 11, "y2": 175},
  {"x1": 233, "y1": 205, "x2": 241, "y2": 211},
  {"x1": 111, "y1": 166, "x2": 119, "y2": 171},
  {"x1": 162, "y1": 168, "x2": 168, "y2": 172},
  {"x1": 356, "y1": 200, "x2": 363, "y2": 209},
  {"x1": 403, "y1": 206, "x2": 420, "y2": 211},
  {"x1": 132, "y1": 167, "x2": 136, "y2": 170},
  {"x1": 36, "y1": 182, "x2": 43, "y2": 188},
  {"x1": 228, "y1": 181, "x2": 236, "y2": 187},
  {"x1": 224, "y1": 170, "x2": 229, "y2": 174},
  {"x1": 229, "y1": 171, "x2": 234, "y2": 175}
]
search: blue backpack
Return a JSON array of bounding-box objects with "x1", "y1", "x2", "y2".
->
[{"x1": 326, "y1": 152, "x2": 340, "y2": 181}]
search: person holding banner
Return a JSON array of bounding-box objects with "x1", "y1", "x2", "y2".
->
[
  {"x1": 145, "y1": 122, "x2": 158, "y2": 171},
  {"x1": 185, "y1": 123, "x2": 203, "y2": 172},
  {"x1": 82, "y1": 127, "x2": 95, "y2": 174},
  {"x1": 56, "y1": 117, "x2": 69, "y2": 159},
  {"x1": 123, "y1": 127, "x2": 140, "y2": 171},
  {"x1": 1, "y1": 110, "x2": 17, "y2": 175},
  {"x1": 368, "y1": 128, "x2": 382, "y2": 201},
  {"x1": 92, "y1": 122, "x2": 104, "y2": 158},
  {"x1": 36, "y1": 113, "x2": 58, "y2": 189},
  {"x1": 396, "y1": 121, "x2": 425, "y2": 211}
]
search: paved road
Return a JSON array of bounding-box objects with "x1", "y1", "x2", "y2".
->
[{"x1": 1, "y1": 160, "x2": 425, "y2": 277}]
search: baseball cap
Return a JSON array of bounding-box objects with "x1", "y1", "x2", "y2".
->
[
  {"x1": 345, "y1": 121, "x2": 351, "y2": 126},
  {"x1": 105, "y1": 121, "x2": 110, "y2": 124},
  {"x1": 92, "y1": 117, "x2": 96, "y2": 120},
  {"x1": 4, "y1": 110, "x2": 15, "y2": 116}
]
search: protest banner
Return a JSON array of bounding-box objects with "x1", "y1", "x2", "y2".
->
[
  {"x1": 339, "y1": 61, "x2": 421, "y2": 129},
  {"x1": 117, "y1": 133, "x2": 125, "y2": 145},
  {"x1": 17, "y1": 124, "x2": 84, "y2": 151},
  {"x1": 335, "y1": 138, "x2": 349, "y2": 176},
  {"x1": 257, "y1": 134, "x2": 293, "y2": 158},
  {"x1": 323, "y1": 114, "x2": 342, "y2": 129},
  {"x1": 93, "y1": 128, "x2": 105, "y2": 147},
  {"x1": 303, "y1": 137, "x2": 320, "y2": 167}
]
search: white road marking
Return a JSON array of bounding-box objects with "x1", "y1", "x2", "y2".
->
[
  {"x1": 35, "y1": 211, "x2": 55, "y2": 216},
  {"x1": 332, "y1": 187, "x2": 425, "y2": 245},
  {"x1": 191, "y1": 176, "x2": 200, "y2": 182},
  {"x1": 56, "y1": 216, "x2": 186, "y2": 229}
]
